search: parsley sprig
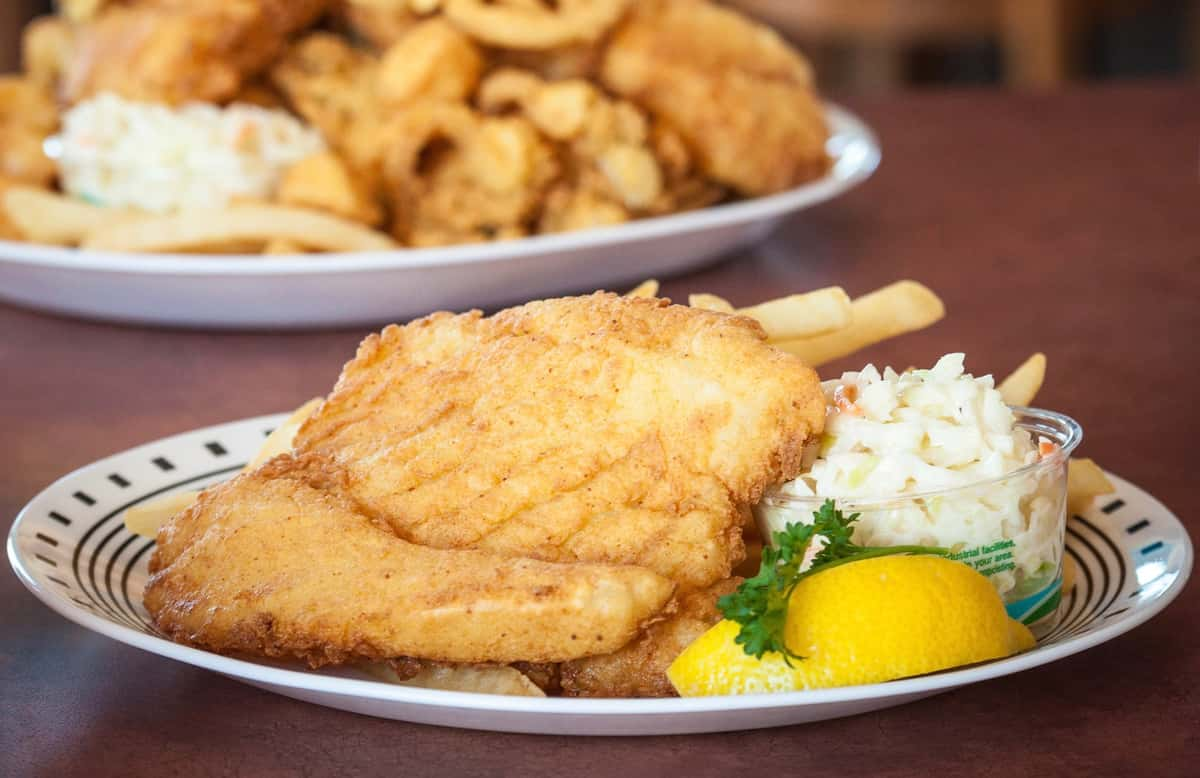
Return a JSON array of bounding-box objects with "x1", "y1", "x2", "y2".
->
[{"x1": 717, "y1": 499, "x2": 949, "y2": 664}]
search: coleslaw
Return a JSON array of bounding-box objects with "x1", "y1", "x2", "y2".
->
[
  {"x1": 758, "y1": 354, "x2": 1080, "y2": 632},
  {"x1": 50, "y1": 93, "x2": 325, "y2": 214}
]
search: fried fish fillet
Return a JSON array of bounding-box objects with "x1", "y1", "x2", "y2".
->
[
  {"x1": 560, "y1": 577, "x2": 739, "y2": 697},
  {"x1": 61, "y1": 0, "x2": 330, "y2": 105},
  {"x1": 145, "y1": 454, "x2": 674, "y2": 665},
  {"x1": 600, "y1": 0, "x2": 829, "y2": 196},
  {"x1": 146, "y1": 293, "x2": 824, "y2": 672},
  {"x1": 295, "y1": 293, "x2": 824, "y2": 591}
]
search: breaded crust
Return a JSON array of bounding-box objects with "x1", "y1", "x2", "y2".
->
[
  {"x1": 146, "y1": 293, "x2": 825, "y2": 671},
  {"x1": 145, "y1": 454, "x2": 674, "y2": 666},
  {"x1": 296, "y1": 292, "x2": 824, "y2": 591}
]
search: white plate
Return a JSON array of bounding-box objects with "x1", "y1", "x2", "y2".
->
[
  {"x1": 0, "y1": 104, "x2": 879, "y2": 330},
  {"x1": 9, "y1": 413, "x2": 1190, "y2": 736}
]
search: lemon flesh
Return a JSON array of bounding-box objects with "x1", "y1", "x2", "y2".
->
[{"x1": 668, "y1": 555, "x2": 1036, "y2": 696}]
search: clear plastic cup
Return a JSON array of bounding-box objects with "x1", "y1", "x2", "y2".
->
[{"x1": 753, "y1": 407, "x2": 1083, "y2": 638}]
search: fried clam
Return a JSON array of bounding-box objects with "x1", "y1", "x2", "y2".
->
[
  {"x1": 600, "y1": 0, "x2": 829, "y2": 196},
  {"x1": 0, "y1": 77, "x2": 59, "y2": 188},
  {"x1": 488, "y1": 41, "x2": 607, "y2": 81},
  {"x1": 333, "y1": 0, "x2": 432, "y2": 50},
  {"x1": 376, "y1": 18, "x2": 483, "y2": 106},
  {"x1": 644, "y1": 119, "x2": 728, "y2": 216},
  {"x1": 381, "y1": 101, "x2": 559, "y2": 246},
  {"x1": 477, "y1": 68, "x2": 664, "y2": 232},
  {"x1": 21, "y1": 15, "x2": 74, "y2": 89},
  {"x1": 277, "y1": 151, "x2": 384, "y2": 226},
  {"x1": 271, "y1": 26, "x2": 486, "y2": 208},
  {"x1": 0, "y1": 178, "x2": 25, "y2": 240},
  {"x1": 270, "y1": 32, "x2": 380, "y2": 163}
]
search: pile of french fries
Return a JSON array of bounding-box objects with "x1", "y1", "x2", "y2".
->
[
  {"x1": 123, "y1": 278, "x2": 1115, "y2": 695},
  {"x1": 629, "y1": 278, "x2": 949, "y2": 367},
  {"x1": 1, "y1": 187, "x2": 397, "y2": 253}
]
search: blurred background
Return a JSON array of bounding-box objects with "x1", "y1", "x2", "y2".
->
[{"x1": 2, "y1": 0, "x2": 1195, "y2": 91}]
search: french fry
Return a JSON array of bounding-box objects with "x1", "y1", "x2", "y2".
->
[
  {"x1": 246, "y1": 397, "x2": 323, "y2": 470},
  {"x1": 276, "y1": 151, "x2": 383, "y2": 226},
  {"x1": 2, "y1": 187, "x2": 123, "y2": 246},
  {"x1": 1067, "y1": 457, "x2": 1116, "y2": 516},
  {"x1": 738, "y1": 286, "x2": 852, "y2": 340},
  {"x1": 625, "y1": 279, "x2": 659, "y2": 298},
  {"x1": 361, "y1": 662, "x2": 545, "y2": 697},
  {"x1": 263, "y1": 238, "x2": 307, "y2": 255},
  {"x1": 122, "y1": 491, "x2": 202, "y2": 538},
  {"x1": 123, "y1": 398, "x2": 323, "y2": 538},
  {"x1": 1061, "y1": 554, "x2": 1077, "y2": 593},
  {"x1": 688, "y1": 293, "x2": 735, "y2": 313},
  {"x1": 998, "y1": 353, "x2": 1047, "y2": 407},
  {"x1": 83, "y1": 205, "x2": 398, "y2": 253},
  {"x1": 771, "y1": 281, "x2": 946, "y2": 367}
]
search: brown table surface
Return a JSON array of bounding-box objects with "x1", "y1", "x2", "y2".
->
[{"x1": 3, "y1": 82, "x2": 1198, "y2": 776}]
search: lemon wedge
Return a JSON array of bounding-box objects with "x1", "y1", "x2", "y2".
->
[{"x1": 668, "y1": 555, "x2": 1035, "y2": 696}]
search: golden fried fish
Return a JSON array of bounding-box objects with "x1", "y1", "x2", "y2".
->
[
  {"x1": 294, "y1": 293, "x2": 824, "y2": 590},
  {"x1": 61, "y1": 0, "x2": 330, "y2": 105},
  {"x1": 146, "y1": 454, "x2": 673, "y2": 665},
  {"x1": 601, "y1": 0, "x2": 829, "y2": 196},
  {"x1": 146, "y1": 293, "x2": 824, "y2": 675}
]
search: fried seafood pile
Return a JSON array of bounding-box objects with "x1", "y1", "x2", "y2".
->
[
  {"x1": 2, "y1": 0, "x2": 830, "y2": 251},
  {"x1": 144, "y1": 293, "x2": 827, "y2": 696}
]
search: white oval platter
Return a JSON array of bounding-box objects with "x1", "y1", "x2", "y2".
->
[
  {"x1": 8, "y1": 412, "x2": 1190, "y2": 736},
  {"x1": 0, "y1": 104, "x2": 879, "y2": 330}
]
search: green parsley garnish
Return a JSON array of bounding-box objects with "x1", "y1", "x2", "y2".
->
[{"x1": 717, "y1": 499, "x2": 949, "y2": 664}]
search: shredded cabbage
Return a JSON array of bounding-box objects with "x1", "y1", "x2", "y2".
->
[
  {"x1": 52, "y1": 93, "x2": 325, "y2": 214},
  {"x1": 771, "y1": 354, "x2": 1063, "y2": 597}
]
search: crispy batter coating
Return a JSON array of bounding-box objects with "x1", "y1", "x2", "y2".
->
[
  {"x1": 277, "y1": 151, "x2": 383, "y2": 225},
  {"x1": 644, "y1": 119, "x2": 726, "y2": 216},
  {"x1": 600, "y1": 0, "x2": 829, "y2": 196},
  {"x1": 21, "y1": 16, "x2": 74, "y2": 89},
  {"x1": 377, "y1": 18, "x2": 483, "y2": 106},
  {"x1": 333, "y1": 0, "x2": 427, "y2": 50},
  {"x1": 381, "y1": 101, "x2": 559, "y2": 246},
  {"x1": 0, "y1": 179, "x2": 23, "y2": 240},
  {"x1": 146, "y1": 453, "x2": 674, "y2": 666},
  {"x1": 443, "y1": 0, "x2": 631, "y2": 50},
  {"x1": 489, "y1": 41, "x2": 606, "y2": 81},
  {"x1": 296, "y1": 293, "x2": 825, "y2": 591},
  {"x1": 61, "y1": 0, "x2": 331, "y2": 105},
  {"x1": 478, "y1": 69, "x2": 665, "y2": 230},
  {"x1": 270, "y1": 32, "x2": 378, "y2": 157},
  {"x1": 0, "y1": 77, "x2": 59, "y2": 188},
  {"x1": 145, "y1": 293, "x2": 823, "y2": 682},
  {"x1": 561, "y1": 577, "x2": 739, "y2": 697}
]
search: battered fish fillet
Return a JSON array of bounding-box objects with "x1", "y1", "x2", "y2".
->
[
  {"x1": 600, "y1": 0, "x2": 829, "y2": 196},
  {"x1": 560, "y1": 577, "x2": 739, "y2": 697},
  {"x1": 61, "y1": 0, "x2": 330, "y2": 105},
  {"x1": 294, "y1": 293, "x2": 825, "y2": 591},
  {"x1": 145, "y1": 455, "x2": 674, "y2": 665},
  {"x1": 145, "y1": 293, "x2": 824, "y2": 673}
]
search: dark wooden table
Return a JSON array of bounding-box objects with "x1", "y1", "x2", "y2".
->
[{"x1": 2, "y1": 82, "x2": 1197, "y2": 776}]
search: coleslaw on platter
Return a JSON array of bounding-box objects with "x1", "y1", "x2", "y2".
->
[{"x1": 50, "y1": 93, "x2": 325, "y2": 214}]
